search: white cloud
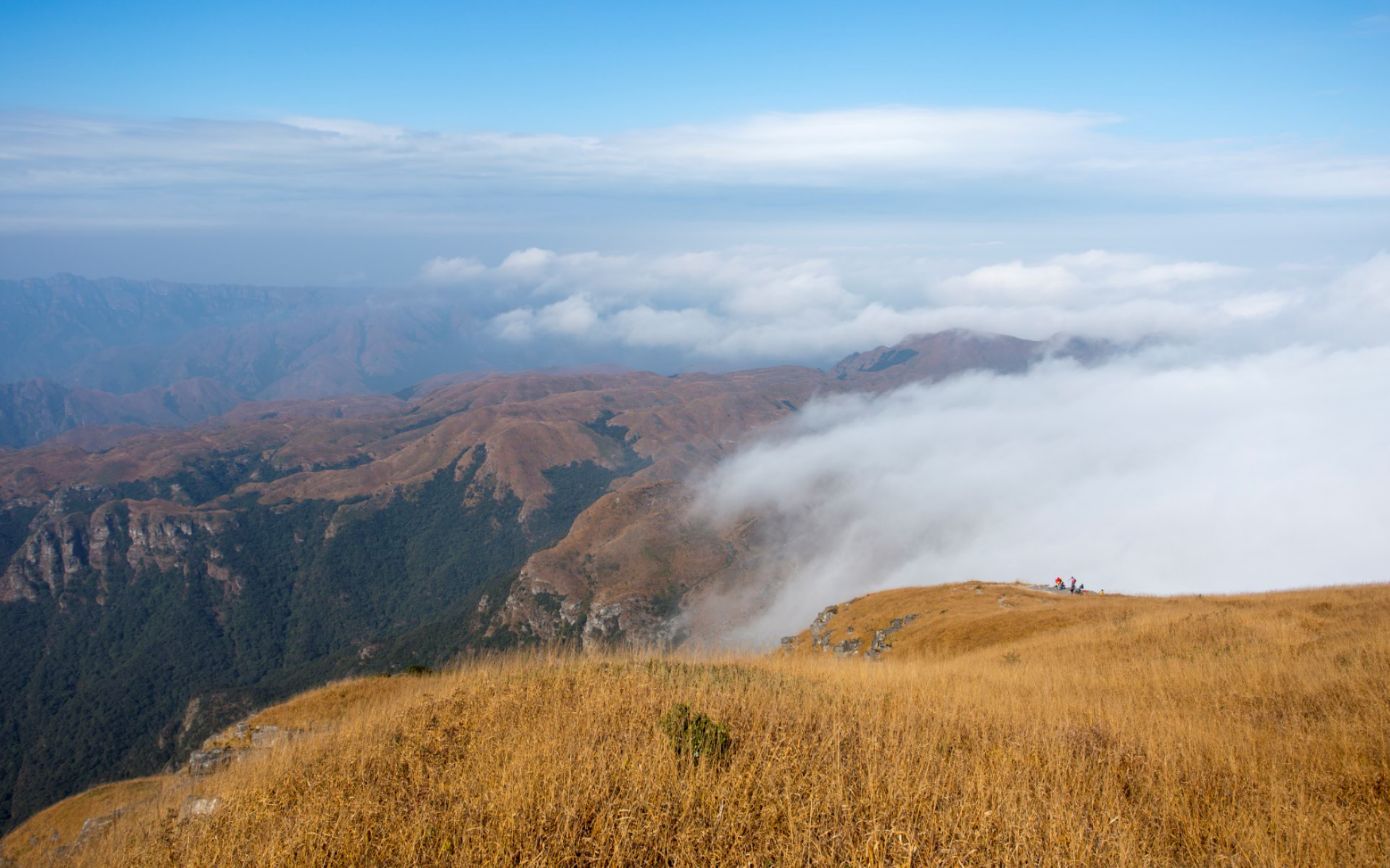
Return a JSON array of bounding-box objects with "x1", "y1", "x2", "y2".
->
[
  {"x1": 617, "y1": 107, "x2": 1113, "y2": 177},
  {"x1": 534, "y1": 294, "x2": 600, "y2": 336},
  {"x1": 420, "y1": 245, "x2": 1369, "y2": 363},
  {"x1": 497, "y1": 247, "x2": 560, "y2": 279},
  {"x1": 280, "y1": 116, "x2": 407, "y2": 141},
  {"x1": 941, "y1": 261, "x2": 1081, "y2": 299},
  {"x1": 938, "y1": 250, "x2": 1246, "y2": 303},
  {"x1": 420, "y1": 256, "x2": 486, "y2": 282},
  {"x1": 1337, "y1": 251, "x2": 1390, "y2": 309},
  {"x1": 693, "y1": 344, "x2": 1390, "y2": 642}
]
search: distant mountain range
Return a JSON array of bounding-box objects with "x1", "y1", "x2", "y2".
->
[
  {"x1": 0, "y1": 281, "x2": 1109, "y2": 833},
  {"x1": 0, "y1": 275, "x2": 496, "y2": 447},
  {"x1": 4, "y1": 274, "x2": 896, "y2": 449}
]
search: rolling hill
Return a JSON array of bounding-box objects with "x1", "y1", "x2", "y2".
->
[{"x1": 5, "y1": 581, "x2": 1387, "y2": 865}]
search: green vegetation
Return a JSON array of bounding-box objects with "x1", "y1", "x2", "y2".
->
[
  {"x1": 659, "y1": 702, "x2": 731, "y2": 762},
  {"x1": 0, "y1": 505, "x2": 37, "y2": 567},
  {"x1": 111, "y1": 449, "x2": 288, "y2": 505}
]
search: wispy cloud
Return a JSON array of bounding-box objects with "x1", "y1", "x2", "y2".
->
[
  {"x1": 4, "y1": 106, "x2": 1390, "y2": 234},
  {"x1": 1357, "y1": 12, "x2": 1390, "y2": 32}
]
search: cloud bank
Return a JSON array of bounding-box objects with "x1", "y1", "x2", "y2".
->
[
  {"x1": 672, "y1": 251, "x2": 1390, "y2": 641},
  {"x1": 694, "y1": 344, "x2": 1390, "y2": 642},
  {"x1": 415, "y1": 246, "x2": 1371, "y2": 364}
]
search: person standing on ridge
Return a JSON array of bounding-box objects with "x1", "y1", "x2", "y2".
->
[{"x1": 1070, "y1": 577, "x2": 1077, "y2": 594}]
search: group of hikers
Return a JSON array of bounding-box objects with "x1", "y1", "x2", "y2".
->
[{"x1": 1052, "y1": 576, "x2": 1090, "y2": 594}]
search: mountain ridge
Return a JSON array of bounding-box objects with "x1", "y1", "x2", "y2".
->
[{"x1": 0, "y1": 328, "x2": 1099, "y2": 833}]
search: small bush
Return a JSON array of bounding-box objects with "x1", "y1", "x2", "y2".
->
[
  {"x1": 403, "y1": 664, "x2": 434, "y2": 676},
  {"x1": 659, "y1": 703, "x2": 731, "y2": 762}
]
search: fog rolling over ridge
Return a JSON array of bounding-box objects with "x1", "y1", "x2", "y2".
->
[{"x1": 696, "y1": 342, "x2": 1390, "y2": 644}]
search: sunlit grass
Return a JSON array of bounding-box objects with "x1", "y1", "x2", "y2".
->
[{"x1": 10, "y1": 582, "x2": 1389, "y2": 866}]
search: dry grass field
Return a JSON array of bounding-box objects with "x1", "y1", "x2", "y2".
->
[{"x1": 6, "y1": 582, "x2": 1389, "y2": 866}]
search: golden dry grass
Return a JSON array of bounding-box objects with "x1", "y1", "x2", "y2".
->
[
  {"x1": 0, "y1": 778, "x2": 169, "y2": 865},
  {"x1": 8, "y1": 582, "x2": 1390, "y2": 866},
  {"x1": 202, "y1": 675, "x2": 431, "y2": 749}
]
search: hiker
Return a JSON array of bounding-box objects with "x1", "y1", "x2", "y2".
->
[
  {"x1": 1054, "y1": 577, "x2": 1065, "y2": 591},
  {"x1": 1069, "y1": 577, "x2": 1077, "y2": 594}
]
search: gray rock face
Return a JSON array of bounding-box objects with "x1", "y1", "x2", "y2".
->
[
  {"x1": 832, "y1": 638, "x2": 862, "y2": 657},
  {"x1": 0, "y1": 492, "x2": 236, "y2": 605},
  {"x1": 66, "y1": 807, "x2": 126, "y2": 854},
  {"x1": 866, "y1": 614, "x2": 919, "y2": 660},
  {"x1": 186, "y1": 747, "x2": 236, "y2": 776},
  {"x1": 497, "y1": 577, "x2": 683, "y2": 651},
  {"x1": 185, "y1": 720, "x2": 296, "y2": 779},
  {"x1": 249, "y1": 725, "x2": 283, "y2": 748},
  {"x1": 179, "y1": 796, "x2": 221, "y2": 820},
  {"x1": 809, "y1": 605, "x2": 839, "y2": 651},
  {"x1": 803, "y1": 606, "x2": 919, "y2": 660}
]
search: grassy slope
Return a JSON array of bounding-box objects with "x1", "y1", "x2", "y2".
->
[{"x1": 6, "y1": 582, "x2": 1390, "y2": 866}]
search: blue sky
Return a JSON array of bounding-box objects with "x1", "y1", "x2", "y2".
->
[
  {"x1": 1, "y1": 0, "x2": 1388, "y2": 290},
  {"x1": 4, "y1": 1, "x2": 1388, "y2": 140}
]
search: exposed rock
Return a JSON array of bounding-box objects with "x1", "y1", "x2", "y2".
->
[
  {"x1": 832, "y1": 638, "x2": 863, "y2": 657},
  {"x1": 809, "y1": 605, "x2": 839, "y2": 651},
  {"x1": 250, "y1": 725, "x2": 284, "y2": 748},
  {"x1": 866, "y1": 614, "x2": 919, "y2": 660},
  {"x1": 0, "y1": 495, "x2": 237, "y2": 604},
  {"x1": 179, "y1": 796, "x2": 222, "y2": 820},
  {"x1": 75, "y1": 809, "x2": 123, "y2": 845},
  {"x1": 493, "y1": 479, "x2": 760, "y2": 649},
  {"x1": 186, "y1": 747, "x2": 236, "y2": 776}
]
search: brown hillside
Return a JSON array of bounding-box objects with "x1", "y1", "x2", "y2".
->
[{"x1": 6, "y1": 581, "x2": 1388, "y2": 867}]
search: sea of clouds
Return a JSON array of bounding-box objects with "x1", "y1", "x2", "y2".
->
[
  {"x1": 668, "y1": 251, "x2": 1390, "y2": 640},
  {"x1": 421, "y1": 246, "x2": 1389, "y2": 364}
]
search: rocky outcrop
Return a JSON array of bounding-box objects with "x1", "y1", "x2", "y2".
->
[
  {"x1": 0, "y1": 493, "x2": 235, "y2": 604},
  {"x1": 178, "y1": 796, "x2": 221, "y2": 820},
  {"x1": 188, "y1": 721, "x2": 291, "y2": 778},
  {"x1": 74, "y1": 810, "x2": 123, "y2": 847},
  {"x1": 801, "y1": 605, "x2": 918, "y2": 660},
  {"x1": 866, "y1": 614, "x2": 919, "y2": 660},
  {"x1": 492, "y1": 480, "x2": 761, "y2": 649},
  {"x1": 808, "y1": 605, "x2": 839, "y2": 651},
  {"x1": 186, "y1": 748, "x2": 236, "y2": 777}
]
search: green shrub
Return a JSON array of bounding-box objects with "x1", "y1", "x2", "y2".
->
[{"x1": 659, "y1": 703, "x2": 730, "y2": 762}]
